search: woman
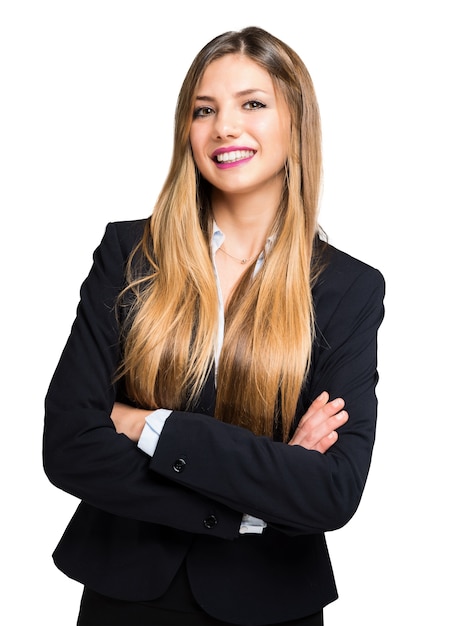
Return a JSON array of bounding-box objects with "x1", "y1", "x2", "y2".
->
[{"x1": 43, "y1": 26, "x2": 385, "y2": 626}]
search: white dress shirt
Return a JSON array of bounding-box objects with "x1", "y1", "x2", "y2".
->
[{"x1": 138, "y1": 223, "x2": 274, "y2": 534}]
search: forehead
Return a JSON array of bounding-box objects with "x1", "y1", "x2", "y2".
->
[{"x1": 196, "y1": 54, "x2": 275, "y2": 95}]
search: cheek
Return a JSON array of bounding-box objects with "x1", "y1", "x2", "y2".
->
[
  {"x1": 275, "y1": 120, "x2": 291, "y2": 162},
  {"x1": 189, "y1": 128, "x2": 208, "y2": 166},
  {"x1": 189, "y1": 139, "x2": 201, "y2": 170},
  {"x1": 255, "y1": 117, "x2": 290, "y2": 154},
  {"x1": 188, "y1": 130, "x2": 197, "y2": 153},
  {"x1": 189, "y1": 142, "x2": 211, "y2": 181},
  {"x1": 266, "y1": 125, "x2": 290, "y2": 165}
]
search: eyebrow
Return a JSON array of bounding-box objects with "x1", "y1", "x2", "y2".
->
[{"x1": 194, "y1": 88, "x2": 270, "y2": 101}]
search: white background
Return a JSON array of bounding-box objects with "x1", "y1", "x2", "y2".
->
[{"x1": 1, "y1": 1, "x2": 449, "y2": 624}]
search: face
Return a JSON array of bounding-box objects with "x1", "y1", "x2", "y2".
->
[{"x1": 189, "y1": 54, "x2": 291, "y2": 200}]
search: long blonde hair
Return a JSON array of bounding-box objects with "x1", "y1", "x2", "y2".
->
[{"x1": 117, "y1": 27, "x2": 323, "y2": 442}]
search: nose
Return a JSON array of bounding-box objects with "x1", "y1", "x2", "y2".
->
[{"x1": 213, "y1": 107, "x2": 241, "y2": 139}]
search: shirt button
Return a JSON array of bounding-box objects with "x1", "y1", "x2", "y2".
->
[
  {"x1": 172, "y1": 458, "x2": 186, "y2": 473},
  {"x1": 203, "y1": 515, "x2": 218, "y2": 529}
]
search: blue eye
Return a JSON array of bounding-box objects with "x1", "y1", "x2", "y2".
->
[
  {"x1": 193, "y1": 106, "x2": 215, "y2": 118},
  {"x1": 243, "y1": 100, "x2": 266, "y2": 110}
]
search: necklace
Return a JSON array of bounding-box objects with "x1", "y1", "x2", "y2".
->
[{"x1": 218, "y1": 245, "x2": 261, "y2": 265}]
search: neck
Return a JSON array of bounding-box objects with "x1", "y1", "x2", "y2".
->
[{"x1": 211, "y1": 189, "x2": 279, "y2": 255}]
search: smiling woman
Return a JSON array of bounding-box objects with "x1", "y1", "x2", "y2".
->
[
  {"x1": 43, "y1": 26, "x2": 384, "y2": 626},
  {"x1": 190, "y1": 55, "x2": 291, "y2": 204},
  {"x1": 189, "y1": 53, "x2": 292, "y2": 307}
]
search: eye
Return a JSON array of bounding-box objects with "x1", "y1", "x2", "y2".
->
[
  {"x1": 193, "y1": 106, "x2": 215, "y2": 119},
  {"x1": 243, "y1": 100, "x2": 266, "y2": 110}
]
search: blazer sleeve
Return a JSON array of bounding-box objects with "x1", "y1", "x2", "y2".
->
[
  {"x1": 147, "y1": 255, "x2": 385, "y2": 536},
  {"x1": 43, "y1": 221, "x2": 243, "y2": 540}
]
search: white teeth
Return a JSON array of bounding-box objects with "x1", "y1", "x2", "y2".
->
[{"x1": 216, "y1": 150, "x2": 254, "y2": 163}]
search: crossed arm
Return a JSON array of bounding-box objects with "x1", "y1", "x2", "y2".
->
[{"x1": 111, "y1": 391, "x2": 348, "y2": 454}]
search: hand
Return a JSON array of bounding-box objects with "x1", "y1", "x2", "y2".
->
[
  {"x1": 110, "y1": 402, "x2": 153, "y2": 442},
  {"x1": 289, "y1": 391, "x2": 348, "y2": 453}
]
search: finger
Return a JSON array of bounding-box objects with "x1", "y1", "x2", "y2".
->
[
  {"x1": 294, "y1": 395, "x2": 344, "y2": 437},
  {"x1": 297, "y1": 391, "x2": 330, "y2": 425},
  {"x1": 314, "y1": 430, "x2": 338, "y2": 454},
  {"x1": 311, "y1": 410, "x2": 348, "y2": 451},
  {"x1": 290, "y1": 408, "x2": 348, "y2": 449}
]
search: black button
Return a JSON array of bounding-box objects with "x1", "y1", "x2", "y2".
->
[
  {"x1": 172, "y1": 458, "x2": 186, "y2": 473},
  {"x1": 203, "y1": 515, "x2": 218, "y2": 529}
]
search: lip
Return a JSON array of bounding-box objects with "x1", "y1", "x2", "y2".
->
[
  {"x1": 211, "y1": 145, "x2": 256, "y2": 169},
  {"x1": 211, "y1": 145, "x2": 255, "y2": 158}
]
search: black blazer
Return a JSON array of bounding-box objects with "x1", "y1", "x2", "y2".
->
[{"x1": 43, "y1": 219, "x2": 385, "y2": 625}]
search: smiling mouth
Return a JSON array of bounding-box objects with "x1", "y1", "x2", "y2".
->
[{"x1": 214, "y1": 149, "x2": 255, "y2": 163}]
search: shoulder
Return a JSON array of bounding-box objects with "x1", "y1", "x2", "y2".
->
[
  {"x1": 92, "y1": 219, "x2": 149, "y2": 266},
  {"x1": 313, "y1": 241, "x2": 385, "y2": 330},
  {"x1": 103, "y1": 218, "x2": 148, "y2": 250},
  {"x1": 314, "y1": 240, "x2": 385, "y2": 297},
  {"x1": 85, "y1": 219, "x2": 149, "y2": 289}
]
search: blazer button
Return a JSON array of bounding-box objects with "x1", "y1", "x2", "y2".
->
[
  {"x1": 172, "y1": 458, "x2": 186, "y2": 473},
  {"x1": 203, "y1": 514, "x2": 218, "y2": 529}
]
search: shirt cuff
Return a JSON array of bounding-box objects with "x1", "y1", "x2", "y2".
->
[
  {"x1": 137, "y1": 408, "x2": 172, "y2": 457},
  {"x1": 239, "y1": 514, "x2": 267, "y2": 534}
]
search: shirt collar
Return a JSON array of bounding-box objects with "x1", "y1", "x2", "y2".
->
[{"x1": 211, "y1": 221, "x2": 225, "y2": 254}]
